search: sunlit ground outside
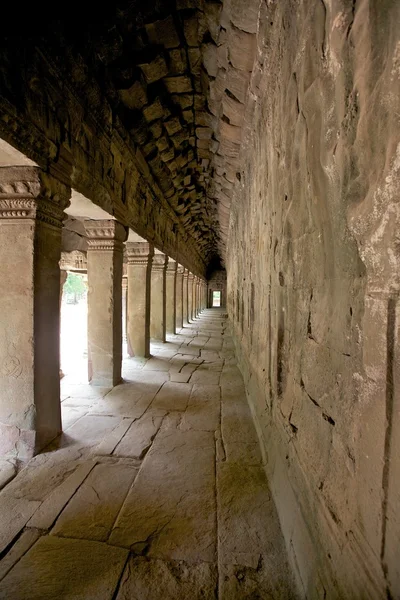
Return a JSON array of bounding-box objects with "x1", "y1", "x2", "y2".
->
[{"x1": 61, "y1": 296, "x2": 129, "y2": 384}]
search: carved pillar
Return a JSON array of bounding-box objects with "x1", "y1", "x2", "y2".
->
[
  {"x1": 166, "y1": 259, "x2": 177, "y2": 335},
  {"x1": 196, "y1": 278, "x2": 201, "y2": 316},
  {"x1": 192, "y1": 274, "x2": 198, "y2": 321},
  {"x1": 84, "y1": 220, "x2": 128, "y2": 387},
  {"x1": 188, "y1": 273, "x2": 194, "y2": 323},
  {"x1": 126, "y1": 242, "x2": 153, "y2": 358},
  {"x1": 0, "y1": 166, "x2": 70, "y2": 460},
  {"x1": 183, "y1": 268, "x2": 189, "y2": 326},
  {"x1": 150, "y1": 253, "x2": 168, "y2": 341},
  {"x1": 199, "y1": 280, "x2": 204, "y2": 311},
  {"x1": 175, "y1": 264, "x2": 184, "y2": 330}
]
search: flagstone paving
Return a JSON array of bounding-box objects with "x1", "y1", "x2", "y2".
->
[{"x1": 0, "y1": 309, "x2": 298, "y2": 600}]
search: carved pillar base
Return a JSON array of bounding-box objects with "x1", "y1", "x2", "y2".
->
[
  {"x1": 0, "y1": 166, "x2": 70, "y2": 460},
  {"x1": 126, "y1": 242, "x2": 153, "y2": 358},
  {"x1": 150, "y1": 253, "x2": 168, "y2": 341},
  {"x1": 84, "y1": 220, "x2": 128, "y2": 387}
]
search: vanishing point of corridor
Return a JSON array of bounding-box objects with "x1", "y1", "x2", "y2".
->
[{"x1": 0, "y1": 309, "x2": 296, "y2": 599}]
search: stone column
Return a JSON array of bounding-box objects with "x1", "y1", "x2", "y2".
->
[
  {"x1": 150, "y1": 253, "x2": 168, "y2": 341},
  {"x1": 192, "y1": 274, "x2": 198, "y2": 321},
  {"x1": 0, "y1": 166, "x2": 70, "y2": 460},
  {"x1": 84, "y1": 220, "x2": 128, "y2": 387},
  {"x1": 196, "y1": 278, "x2": 201, "y2": 315},
  {"x1": 183, "y1": 268, "x2": 189, "y2": 325},
  {"x1": 126, "y1": 242, "x2": 154, "y2": 358},
  {"x1": 175, "y1": 264, "x2": 184, "y2": 330},
  {"x1": 166, "y1": 259, "x2": 177, "y2": 335},
  {"x1": 188, "y1": 273, "x2": 194, "y2": 323}
]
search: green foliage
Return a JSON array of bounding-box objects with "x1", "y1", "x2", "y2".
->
[{"x1": 63, "y1": 273, "x2": 87, "y2": 300}]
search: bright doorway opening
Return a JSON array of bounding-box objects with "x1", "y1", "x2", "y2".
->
[
  {"x1": 61, "y1": 272, "x2": 88, "y2": 382},
  {"x1": 212, "y1": 290, "x2": 221, "y2": 307}
]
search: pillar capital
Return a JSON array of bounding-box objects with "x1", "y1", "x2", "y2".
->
[
  {"x1": 177, "y1": 264, "x2": 185, "y2": 275},
  {"x1": 166, "y1": 259, "x2": 177, "y2": 277},
  {"x1": 152, "y1": 253, "x2": 168, "y2": 271},
  {"x1": 126, "y1": 241, "x2": 154, "y2": 265},
  {"x1": 0, "y1": 165, "x2": 70, "y2": 228},
  {"x1": 84, "y1": 219, "x2": 128, "y2": 252},
  {"x1": 183, "y1": 268, "x2": 189, "y2": 279},
  {"x1": 188, "y1": 272, "x2": 195, "y2": 281}
]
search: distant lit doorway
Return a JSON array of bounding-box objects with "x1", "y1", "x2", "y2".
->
[
  {"x1": 60, "y1": 272, "x2": 88, "y2": 382},
  {"x1": 212, "y1": 291, "x2": 221, "y2": 307}
]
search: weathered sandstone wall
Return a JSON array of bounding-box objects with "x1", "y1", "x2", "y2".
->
[{"x1": 227, "y1": 0, "x2": 400, "y2": 597}]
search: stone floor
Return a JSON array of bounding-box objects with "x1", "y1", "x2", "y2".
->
[{"x1": 0, "y1": 309, "x2": 298, "y2": 599}]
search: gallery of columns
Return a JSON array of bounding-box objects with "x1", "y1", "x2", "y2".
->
[
  {"x1": 0, "y1": 163, "x2": 208, "y2": 458},
  {"x1": 0, "y1": 1, "x2": 399, "y2": 598}
]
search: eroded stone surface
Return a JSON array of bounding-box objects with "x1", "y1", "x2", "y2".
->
[
  {"x1": 116, "y1": 556, "x2": 217, "y2": 600},
  {"x1": 109, "y1": 419, "x2": 217, "y2": 563},
  {"x1": 113, "y1": 413, "x2": 165, "y2": 459},
  {"x1": 0, "y1": 536, "x2": 128, "y2": 600},
  {"x1": 51, "y1": 464, "x2": 137, "y2": 541}
]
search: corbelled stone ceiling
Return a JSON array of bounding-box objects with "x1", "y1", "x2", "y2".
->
[{"x1": 15, "y1": 0, "x2": 258, "y2": 266}]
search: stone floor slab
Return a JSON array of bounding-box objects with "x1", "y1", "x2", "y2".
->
[
  {"x1": 113, "y1": 413, "x2": 165, "y2": 459},
  {"x1": 0, "y1": 528, "x2": 41, "y2": 581},
  {"x1": 190, "y1": 368, "x2": 220, "y2": 385},
  {"x1": 151, "y1": 382, "x2": 192, "y2": 412},
  {"x1": 51, "y1": 463, "x2": 137, "y2": 541},
  {"x1": 0, "y1": 535, "x2": 128, "y2": 600},
  {"x1": 180, "y1": 384, "x2": 220, "y2": 432},
  {"x1": 218, "y1": 463, "x2": 282, "y2": 569},
  {"x1": 116, "y1": 556, "x2": 218, "y2": 600},
  {"x1": 0, "y1": 495, "x2": 41, "y2": 554},
  {"x1": 109, "y1": 420, "x2": 216, "y2": 563},
  {"x1": 59, "y1": 415, "x2": 122, "y2": 448},
  {"x1": 169, "y1": 372, "x2": 191, "y2": 383},
  {"x1": 28, "y1": 461, "x2": 96, "y2": 530}
]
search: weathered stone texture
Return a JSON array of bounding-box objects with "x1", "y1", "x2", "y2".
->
[{"x1": 227, "y1": 1, "x2": 400, "y2": 598}]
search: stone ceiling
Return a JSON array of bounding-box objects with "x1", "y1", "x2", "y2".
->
[{"x1": 49, "y1": 0, "x2": 259, "y2": 265}]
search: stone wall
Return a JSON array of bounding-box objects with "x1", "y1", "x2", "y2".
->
[{"x1": 227, "y1": 0, "x2": 400, "y2": 598}]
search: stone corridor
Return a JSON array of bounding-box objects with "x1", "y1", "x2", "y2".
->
[{"x1": 0, "y1": 309, "x2": 296, "y2": 599}]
